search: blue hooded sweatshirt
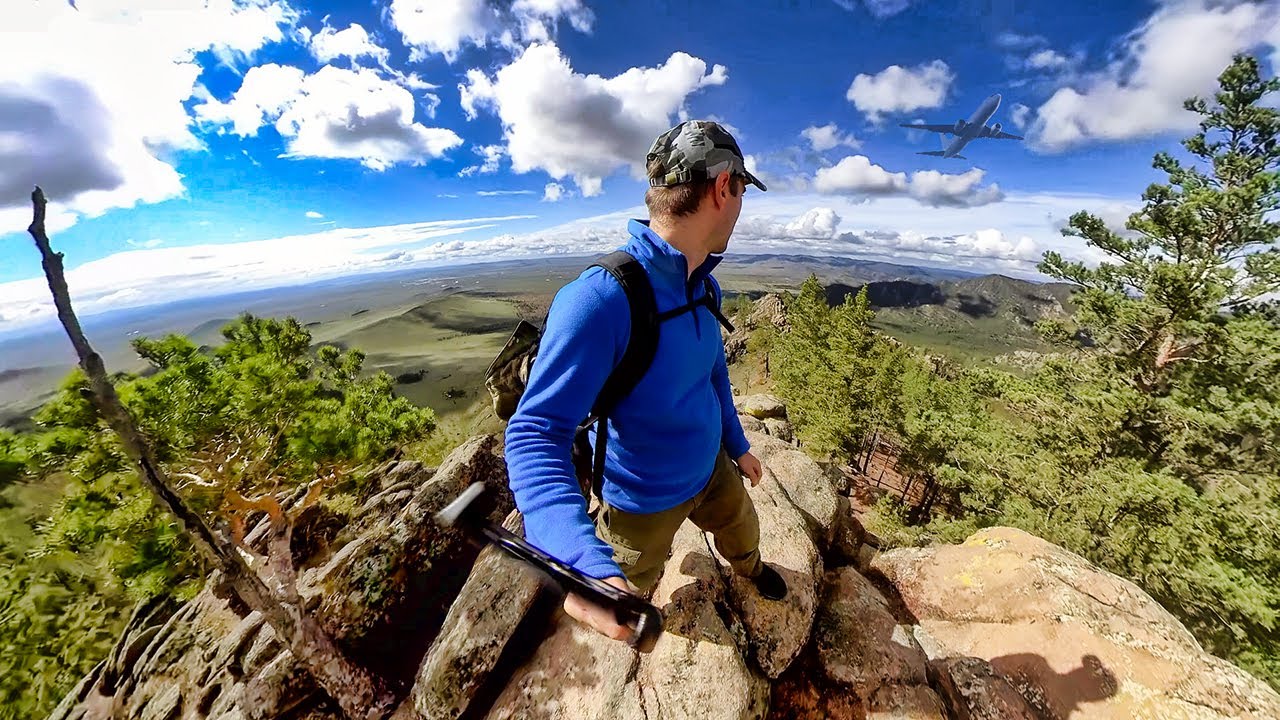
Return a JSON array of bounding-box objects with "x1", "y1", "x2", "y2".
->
[{"x1": 504, "y1": 219, "x2": 751, "y2": 581}]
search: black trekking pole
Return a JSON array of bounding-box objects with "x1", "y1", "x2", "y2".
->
[{"x1": 435, "y1": 481, "x2": 664, "y2": 653}]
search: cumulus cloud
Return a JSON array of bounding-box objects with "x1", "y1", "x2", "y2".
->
[
  {"x1": 728, "y1": 206, "x2": 1041, "y2": 273},
  {"x1": 1026, "y1": 48, "x2": 1075, "y2": 71},
  {"x1": 543, "y1": 182, "x2": 566, "y2": 202},
  {"x1": 907, "y1": 168, "x2": 1005, "y2": 208},
  {"x1": 459, "y1": 144, "x2": 505, "y2": 176},
  {"x1": 305, "y1": 210, "x2": 324, "y2": 218},
  {"x1": 846, "y1": 60, "x2": 954, "y2": 123},
  {"x1": 813, "y1": 155, "x2": 1003, "y2": 208},
  {"x1": 308, "y1": 22, "x2": 389, "y2": 65},
  {"x1": 801, "y1": 123, "x2": 861, "y2": 152},
  {"x1": 195, "y1": 64, "x2": 462, "y2": 170},
  {"x1": 460, "y1": 42, "x2": 728, "y2": 196},
  {"x1": 813, "y1": 155, "x2": 907, "y2": 196},
  {"x1": 1027, "y1": 0, "x2": 1280, "y2": 152},
  {"x1": 784, "y1": 207, "x2": 842, "y2": 238},
  {"x1": 389, "y1": 0, "x2": 593, "y2": 63},
  {"x1": 0, "y1": 0, "x2": 295, "y2": 227}
]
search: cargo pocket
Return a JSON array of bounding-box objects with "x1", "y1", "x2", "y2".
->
[{"x1": 598, "y1": 505, "x2": 643, "y2": 571}]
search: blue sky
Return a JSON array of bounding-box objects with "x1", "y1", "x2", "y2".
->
[{"x1": 2, "y1": 0, "x2": 1279, "y2": 331}]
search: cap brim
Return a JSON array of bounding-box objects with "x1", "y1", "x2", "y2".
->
[{"x1": 744, "y1": 169, "x2": 767, "y2": 192}]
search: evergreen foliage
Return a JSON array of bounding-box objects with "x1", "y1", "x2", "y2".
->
[
  {"x1": 0, "y1": 314, "x2": 435, "y2": 718},
  {"x1": 768, "y1": 55, "x2": 1280, "y2": 688}
]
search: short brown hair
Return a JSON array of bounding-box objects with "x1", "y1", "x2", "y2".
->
[{"x1": 644, "y1": 158, "x2": 741, "y2": 219}]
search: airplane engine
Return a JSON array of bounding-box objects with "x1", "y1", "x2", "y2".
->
[
  {"x1": 953, "y1": 119, "x2": 966, "y2": 134},
  {"x1": 989, "y1": 122, "x2": 1002, "y2": 136}
]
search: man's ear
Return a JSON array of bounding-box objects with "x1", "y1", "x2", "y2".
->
[{"x1": 714, "y1": 171, "x2": 732, "y2": 206}]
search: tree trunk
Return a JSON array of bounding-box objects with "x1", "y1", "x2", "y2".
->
[
  {"x1": 27, "y1": 187, "x2": 395, "y2": 720},
  {"x1": 862, "y1": 427, "x2": 879, "y2": 473}
]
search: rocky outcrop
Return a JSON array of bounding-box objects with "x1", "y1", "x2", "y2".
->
[
  {"x1": 724, "y1": 293, "x2": 787, "y2": 363},
  {"x1": 871, "y1": 526, "x2": 1280, "y2": 719},
  {"x1": 50, "y1": 436, "x2": 513, "y2": 720},
  {"x1": 53, "y1": 398, "x2": 1280, "y2": 720}
]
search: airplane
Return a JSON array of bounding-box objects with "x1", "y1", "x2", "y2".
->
[{"x1": 899, "y1": 93, "x2": 1023, "y2": 159}]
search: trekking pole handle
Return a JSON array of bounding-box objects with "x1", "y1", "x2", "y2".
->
[{"x1": 436, "y1": 482, "x2": 664, "y2": 653}]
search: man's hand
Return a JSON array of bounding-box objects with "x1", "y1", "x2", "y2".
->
[
  {"x1": 736, "y1": 451, "x2": 763, "y2": 487},
  {"x1": 563, "y1": 575, "x2": 639, "y2": 642}
]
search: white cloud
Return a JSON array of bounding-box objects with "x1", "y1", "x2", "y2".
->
[
  {"x1": 0, "y1": 0, "x2": 296, "y2": 229},
  {"x1": 813, "y1": 155, "x2": 907, "y2": 196},
  {"x1": 195, "y1": 64, "x2": 462, "y2": 170},
  {"x1": 784, "y1": 207, "x2": 842, "y2": 238},
  {"x1": 459, "y1": 144, "x2": 505, "y2": 176},
  {"x1": 813, "y1": 155, "x2": 1003, "y2": 208},
  {"x1": 861, "y1": 0, "x2": 913, "y2": 18},
  {"x1": 0, "y1": 213, "x2": 536, "y2": 330},
  {"x1": 995, "y1": 31, "x2": 1047, "y2": 50},
  {"x1": 477, "y1": 190, "x2": 535, "y2": 196},
  {"x1": 1026, "y1": 49, "x2": 1074, "y2": 71},
  {"x1": 831, "y1": 0, "x2": 913, "y2": 18},
  {"x1": 389, "y1": 0, "x2": 593, "y2": 63},
  {"x1": 126, "y1": 239, "x2": 165, "y2": 249},
  {"x1": 308, "y1": 22, "x2": 389, "y2": 65},
  {"x1": 305, "y1": 210, "x2": 324, "y2": 218},
  {"x1": 801, "y1": 123, "x2": 862, "y2": 152},
  {"x1": 459, "y1": 42, "x2": 728, "y2": 197},
  {"x1": 543, "y1": 182, "x2": 566, "y2": 202},
  {"x1": 732, "y1": 207, "x2": 1042, "y2": 274},
  {"x1": 906, "y1": 168, "x2": 1005, "y2": 208},
  {"x1": 1010, "y1": 103, "x2": 1032, "y2": 130},
  {"x1": 1027, "y1": 0, "x2": 1280, "y2": 152},
  {"x1": 846, "y1": 60, "x2": 954, "y2": 123}
]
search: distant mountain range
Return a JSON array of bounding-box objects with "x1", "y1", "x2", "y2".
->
[
  {"x1": 732, "y1": 253, "x2": 985, "y2": 283},
  {"x1": 0, "y1": 252, "x2": 1075, "y2": 425}
]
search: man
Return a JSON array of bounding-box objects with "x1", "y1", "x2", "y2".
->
[{"x1": 504, "y1": 120, "x2": 786, "y2": 644}]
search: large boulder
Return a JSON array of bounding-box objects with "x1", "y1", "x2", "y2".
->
[
  {"x1": 715, "y1": 452, "x2": 822, "y2": 680},
  {"x1": 744, "y1": 429, "x2": 841, "y2": 552},
  {"x1": 411, "y1": 511, "x2": 546, "y2": 719},
  {"x1": 734, "y1": 394, "x2": 787, "y2": 420},
  {"x1": 815, "y1": 568, "x2": 928, "y2": 699},
  {"x1": 456, "y1": 521, "x2": 773, "y2": 720},
  {"x1": 637, "y1": 522, "x2": 770, "y2": 719},
  {"x1": 870, "y1": 526, "x2": 1280, "y2": 719}
]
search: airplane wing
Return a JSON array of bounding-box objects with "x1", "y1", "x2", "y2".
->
[
  {"x1": 988, "y1": 130, "x2": 1023, "y2": 140},
  {"x1": 898, "y1": 123, "x2": 955, "y2": 135}
]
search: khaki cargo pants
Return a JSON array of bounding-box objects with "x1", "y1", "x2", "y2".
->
[{"x1": 595, "y1": 447, "x2": 763, "y2": 592}]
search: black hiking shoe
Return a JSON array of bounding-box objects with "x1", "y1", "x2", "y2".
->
[{"x1": 751, "y1": 564, "x2": 787, "y2": 600}]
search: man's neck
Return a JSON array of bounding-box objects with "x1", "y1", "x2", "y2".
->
[{"x1": 649, "y1": 218, "x2": 709, "y2": 280}]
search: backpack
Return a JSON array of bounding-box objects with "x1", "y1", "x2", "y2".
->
[{"x1": 484, "y1": 250, "x2": 736, "y2": 507}]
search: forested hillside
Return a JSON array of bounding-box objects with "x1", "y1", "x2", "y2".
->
[{"x1": 755, "y1": 55, "x2": 1280, "y2": 688}]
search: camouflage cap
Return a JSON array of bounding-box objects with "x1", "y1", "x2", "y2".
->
[{"x1": 646, "y1": 120, "x2": 767, "y2": 192}]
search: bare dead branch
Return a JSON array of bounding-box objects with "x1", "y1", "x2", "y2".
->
[{"x1": 27, "y1": 187, "x2": 395, "y2": 720}]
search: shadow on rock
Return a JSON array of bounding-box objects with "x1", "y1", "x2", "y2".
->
[{"x1": 989, "y1": 652, "x2": 1119, "y2": 719}]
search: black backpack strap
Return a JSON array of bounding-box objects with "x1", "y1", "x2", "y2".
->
[
  {"x1": 589, "y1": 251, "x2": 660, "y2": 418},
  {"x1": 579, "y1": 250, "x2": 660, "y2": 505},
  {"x1": 653, "y1": 276, "x2": 736, "y2": 333},
  {"x1": 705, "y1": 276, "x2": 735, "y2": 334}
]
